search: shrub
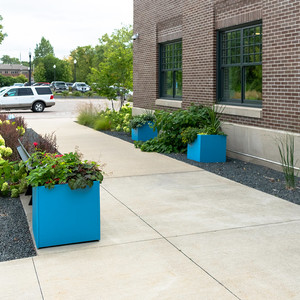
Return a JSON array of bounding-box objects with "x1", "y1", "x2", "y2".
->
[
  {"x1": 94, "y1": 117, "x2": 111, "y2": 131},
  {"x1": 0, "y1": 160, "x2": 27, "y2": 198},
  {"x1": 84, "y1": 91, "x2": 94, "y2": 97},
  {"x1": 77, "y1": 103, "x2": 132, "y2": 133},
  {"x1": 136, "y1": 105, "x2": 211, "y2": 153},
  {"x1": 129, "y1": 112, "x2": 156, "y2": 129},
  {"x1": 62, "y1": 90, "x2": 69, "y2": 97},
  {"x1": 72, "y1": 91, "x2": 83, "y2": 97},
  {"x1": 20, "y1": 131, "x2": 58, "y2": 155},
  {"x1": 0, "y1": 115, "x2": 27, "y2": 161},
  {"x1": 136, "y1": 105, "x2": 225, "y2": 153}
]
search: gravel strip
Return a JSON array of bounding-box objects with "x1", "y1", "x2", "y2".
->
[
  {"x1": 102, "y1": 130, "x2": 300, "y2": 205},
  {"x1": 0, "y1": 197, "x2": 36, "y2": 262}
]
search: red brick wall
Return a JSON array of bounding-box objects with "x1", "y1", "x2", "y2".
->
[{"x1": 133, "y1": 0, "x2": 300, "y2": 133}]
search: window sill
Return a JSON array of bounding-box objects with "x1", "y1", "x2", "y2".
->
[
  {"x1": 155, "y1": 99, "x2": 182, "y2": 108},
  {"x1": 215, "y1": 104, "x2": 262, "y2": 118}
]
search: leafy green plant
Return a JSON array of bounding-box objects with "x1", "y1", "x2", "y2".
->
[
  {"x1": 0, "y1": 115, "x2": 26, "y2": 161},
  {"x1": 77, "y1": 103, "x2": 132, "y2": 133},
  {"x1": 129, "y1": 112, "x2": 156, "y2": 129},
  {"x1": 26, "y1": 151, "x2": 104, "y2": 190},
  {"x1": 277, "y1": 135, "x2": 299, "y2": 190},
  {"x1": 62, "y1": 90, "x2": 69, "y2": 97},
  {"x1": 94, "y1": 117, "x2": 111, "y2": 131},
  {"x1": 181, "y1": 127, "x2": 200, "y2": 144},
  {"x1": 72, "y1": 91, "x2": 83, "y2": 97},
  {"x1": 136, "y1": 105, "x2": 210, "y2": 153},
  {"x1": 0, "y1": 160, "x2": 27, "y2": 197}
]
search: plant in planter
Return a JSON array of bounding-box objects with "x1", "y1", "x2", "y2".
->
[
  {"x1": 130, "y1": 112, "x2": 157, "y2": 141},
  {"x1": 182, "y1": 106, "x2": 227, "y2": 163},
  {"x1": 26, "y1": 151, "x2": 104, "y2": 248}
]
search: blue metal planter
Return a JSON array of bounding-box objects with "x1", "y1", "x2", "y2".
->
[
  {"x1": 131, "y1": 122, "x2": 158, "y2": 142},
  {"x1": 187, "y1": 135, "x2": 227, "y2": 163},
  {"x1": 32, "y1": 181, "x2": 100, "y2": 248}
]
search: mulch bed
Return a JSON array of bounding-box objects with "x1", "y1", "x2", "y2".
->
[{"x1": 0, "y1": 197, "x2": 36, "y2": 262}]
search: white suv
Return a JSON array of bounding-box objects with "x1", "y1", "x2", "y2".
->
[{"x1": 0, "y1": 86, "x2": 55, "y2": 112}]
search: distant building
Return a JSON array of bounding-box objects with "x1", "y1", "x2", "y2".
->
[
  {"x1": 0, "y1": 64, "x2": 29, "y2": 79},
  {"x1": 133, "y1": 0, "x2": 300, "y2": 170}
]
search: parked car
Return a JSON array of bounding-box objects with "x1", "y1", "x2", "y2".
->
[
  {"x1": 50, "y1": 81, "x2": 68, "y2": 92},
  {"x1": 66, "y1": 82, "x2": 73, "y2": 89},
  {"x1": 72, "y1": 82, "x2": 90, "y2": 92},
  {"x1": 33, "y1": 82, "x2": 50, "y2": 86},
  {"x1": 13, "y1": 83, "x2": 24, "y2": 87},
  {"x1": 0, "y1": 86, "x2": 55, "y2": 112}
]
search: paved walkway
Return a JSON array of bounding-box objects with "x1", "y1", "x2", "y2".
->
[{"x1": 2, "y1": 117, "x2": 300, "y2": 299}]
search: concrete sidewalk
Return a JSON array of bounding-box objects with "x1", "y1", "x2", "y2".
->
[{"x1": 2, "y1": 118, "x2": 300, "y2": 300}]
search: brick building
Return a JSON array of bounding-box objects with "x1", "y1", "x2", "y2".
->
[
  {"x1": 133, "y1": 0, "x2": 300, "y2": 170},
  {"x1": 0, "y1": 64, "x2": 29, "y2": 79}
]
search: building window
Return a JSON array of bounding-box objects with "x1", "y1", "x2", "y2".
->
[
  {"x1": 160, "y1": 40, "x2": 182, "y2": 99},
  {"x1": 218, "y1": 23, "x2": 262, "y2": 106}
]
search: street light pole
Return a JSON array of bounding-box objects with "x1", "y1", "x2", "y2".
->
[
  {"x1": 29, "y1": 50, "x2": 32, "y2": 86},
  {"x1": 74, "y1": 59, "x2": 77, "y2": 82},
  {"x1": 53, "y1": 64, "x2": 56, "y2": 81}
]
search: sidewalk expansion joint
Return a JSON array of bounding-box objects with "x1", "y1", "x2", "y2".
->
[
  {"x1": 32, "y1": 258, "x2": 44, "y2": 300},
  {"x1": 165, "y1": 219, "x2": 300, "y2": 239},
  {"x1": 102, "y1": 186, "x2": 242, "y2": 300},
  {"x1": 103, "y1": 169, "x2": 206, "y2": 180}
]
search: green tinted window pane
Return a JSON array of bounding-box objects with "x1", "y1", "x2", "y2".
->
[
  {"x1": 249, "y1": 27, "x2": 255, "y2": 36},
  {"x1": 256, "y1": 26, "x2": 261, "y2": 34},
  {"x1": 244, "y1": 28, "x2": 249, "y2": 36},
  {"x1": 223, "y1": 67, "x2": 241, "y2": 100},
  {"x1": 175, "y1": 71, "x2": 182, "y2": 97},
  {"x1": 245, "y1": 65, "x2": 262, "y2": 101},
  {"x1": 162, "y1": 71, "x2": 173, "y2": 97}
]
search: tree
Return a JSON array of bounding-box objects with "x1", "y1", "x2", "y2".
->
[
  {"x1": 1, "y1": 55, "x2": 20, "y2": 64},
  {"x1": 34, "y1": 37, "x2": 54, "y2": 64},
  {"x1": 33, "y1": 63, "x2": 46, "y2": 82},
  {"x1": 36, "y1": 55, "x2": 72, "y2": 82},
  {"x1": 0, "y1": 15, "x2": 7, "y2": 45},
  {"x1": 69, "y1": 46, "x2": 97, "y2": 82},
  {"x1": 89, "y1": 25, "x2": 133, "y2": 110}
]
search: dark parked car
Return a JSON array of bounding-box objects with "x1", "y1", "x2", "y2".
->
[{"x1": 50, "y1": 81, "x2": 68, "y2": 92}]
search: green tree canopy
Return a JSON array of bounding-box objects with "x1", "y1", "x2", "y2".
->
[
  {"x1": 34, "y1": 37, "x2": 54, "y2": 64},
  {"x1": 34, "y1": 55, "x2": 72, "y2": 82},
  {"x1": 0, "y1": 15, "x2": 7, "y2": 45},
  {"x1": 1, "y1": 55, "x2": 20, "y2": 64},
  {"x1": 70, "y1": 46, "x2": 97, "y2": 82},
  {"x1": 89, "y1": 25, "x2": 133, "y2": 110},
  {"x1": 33, "y1": 63, "x2": 46, "y2": 82}
]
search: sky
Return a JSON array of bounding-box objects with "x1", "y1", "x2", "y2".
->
[{"x1": 0, "y1": 0, "x2": 133, "y2": 61}]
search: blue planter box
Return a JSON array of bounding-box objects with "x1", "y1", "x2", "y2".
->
[
  {"x1": 131, "y1": 122, "x2": 158, "y2": 142},
  {"x1": 187, "y1": 135, "x2": 227, "y2": 163},
  {"x1": 32, "y1": 181, "x2": 100, "y2": 248}
]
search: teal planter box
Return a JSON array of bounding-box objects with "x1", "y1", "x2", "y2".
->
[
  {"x1": 187, "y1": 135, "x2": 227, "y2": 163},
  {"x1": 131, "y1": 122, "x2": 158, "y2": 142},
  {"x1": 32, "y1": 181, "x2": 100, "y2": 248}
]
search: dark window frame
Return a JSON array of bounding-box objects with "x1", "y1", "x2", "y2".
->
[
  {"x1": 217, "y1": 21, "x2": 262, "y2": 107},
  {"x1": 159, "y1": 40, "x2": 182, "y2": 100}
]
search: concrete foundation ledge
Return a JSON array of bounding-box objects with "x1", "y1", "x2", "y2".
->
[{"x1": 222, "y1": 122, "x2": 300, "y2": 171}]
